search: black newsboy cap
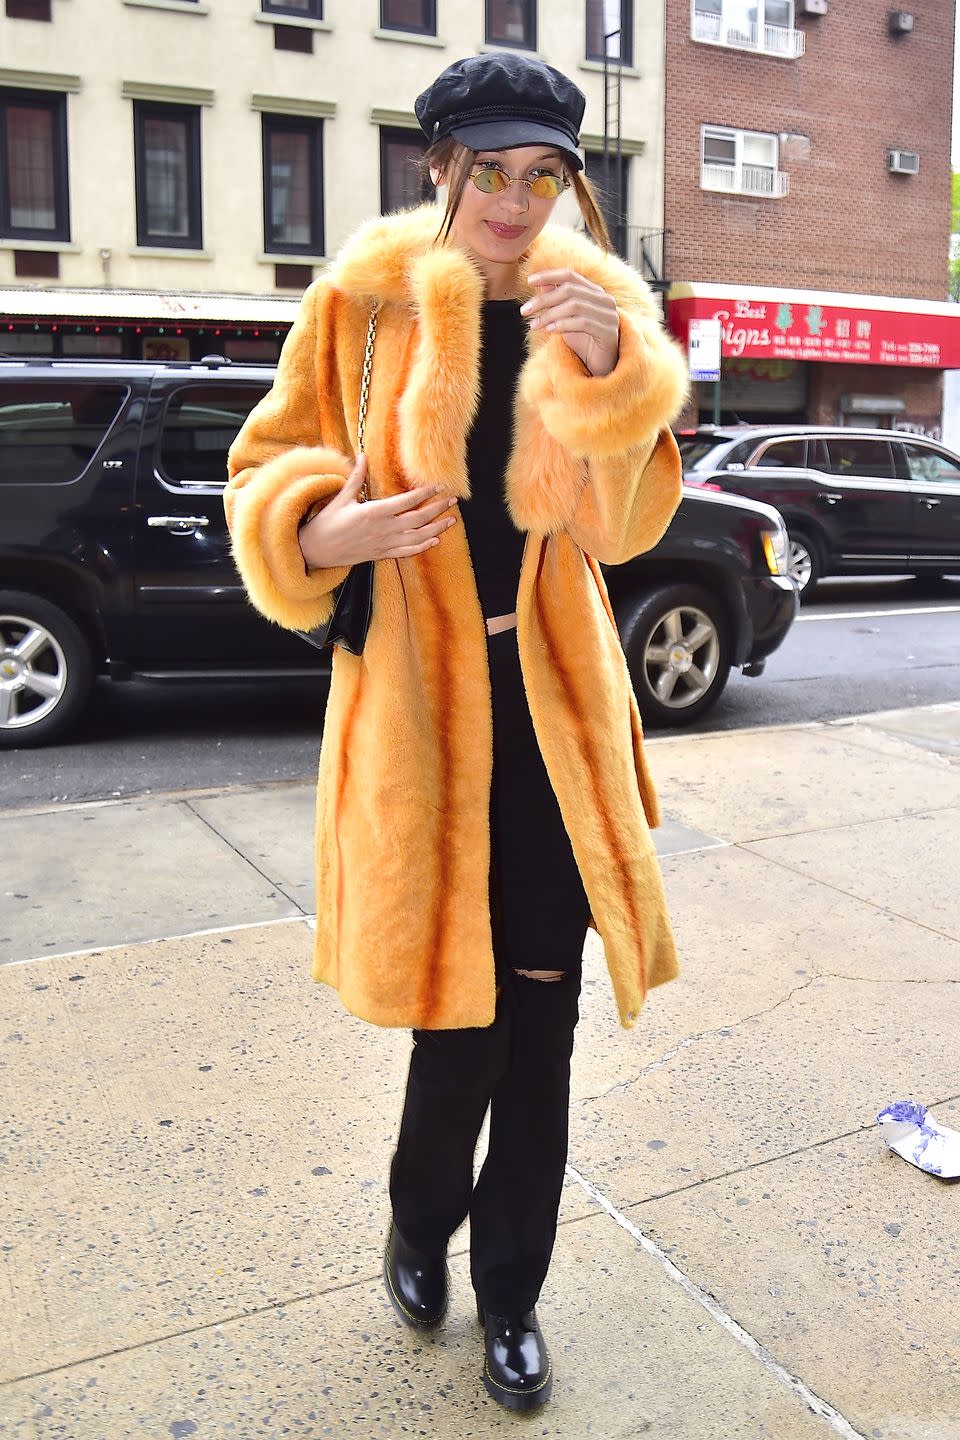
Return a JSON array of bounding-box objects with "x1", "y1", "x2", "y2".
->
[{"x1": 415, "y1": 53, "x2": 585, "y2": 172}]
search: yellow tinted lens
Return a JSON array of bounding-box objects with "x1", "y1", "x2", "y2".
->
[
  {"x1": 473, "y1": 168, "x2": 508, "y2": 193},
  {"x1": 530, "y1": 174, "x2": 564, "y2": 199}
]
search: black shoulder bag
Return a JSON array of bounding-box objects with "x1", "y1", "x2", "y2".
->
[{"x1": 296, "y1": 303, "x2": 379, "y2": 656}]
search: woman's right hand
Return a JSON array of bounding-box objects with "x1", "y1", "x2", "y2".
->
[{"x1": 298, "y1": 456, "x2": 459, "y2": 570}]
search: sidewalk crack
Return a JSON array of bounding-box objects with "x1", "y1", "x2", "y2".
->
[
  {"x1": 579, "y1": 978, "x2": 816, "y2": 1104},
  {"x1": 183, "y1": 801, "x2": 307, "y2": 916}
]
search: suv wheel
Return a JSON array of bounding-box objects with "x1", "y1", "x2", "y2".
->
[
  {"x1": 786, "y1": 529, "x2": 822, "y2": 598},
  {"x1": 621, "y1": 584, "x2": 731, "y2": 727},
  {"x1": 0, "y1": 592, "x2": 94, "y2": 748}
]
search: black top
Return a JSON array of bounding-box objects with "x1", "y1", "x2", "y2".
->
[{"x1": 462, "y1": 300, "x2": 528, "y2": 619}]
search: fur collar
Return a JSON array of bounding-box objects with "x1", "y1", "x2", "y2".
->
[{"x1": 325, "y1": 205, "x2": 685, "y2": 531}]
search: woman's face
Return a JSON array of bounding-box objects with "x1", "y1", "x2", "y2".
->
[{"x1": 443, "y1": 145, "x2": 567, "y2": 276}]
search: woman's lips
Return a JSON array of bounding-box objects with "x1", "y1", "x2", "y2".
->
[{"x1": 485, "y1": 221, "x2": 526, "y2": 240}]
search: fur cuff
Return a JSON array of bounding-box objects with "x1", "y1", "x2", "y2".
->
[
  {"x1": 225, "y1": 445, "x2": 354, "y2": 630},
  {"x1": 521, "y1": 313, "x2": 689, "y2": 459}
]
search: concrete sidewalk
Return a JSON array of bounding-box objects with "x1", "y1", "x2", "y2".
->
[{"x1": 2, "y1": 704, "x2": 959, "y2": 1439}]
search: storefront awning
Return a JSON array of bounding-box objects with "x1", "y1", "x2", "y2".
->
[
  {"x1": 668, "y1": 282, "x2": 960, "y2": 369},
  {"x1": 0, "y1": 285, "x2": 301, "y2": 325}
]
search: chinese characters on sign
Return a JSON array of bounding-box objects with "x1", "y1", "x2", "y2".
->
[{"x1": 668, "y1": 295, "x2": 960, "y2": 368}]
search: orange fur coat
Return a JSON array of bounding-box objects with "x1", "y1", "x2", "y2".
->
[{"x1": 225, "y1": 205, "x2": 689, "y2": 1031}]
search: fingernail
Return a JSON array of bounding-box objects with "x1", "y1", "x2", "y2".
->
[
  {"x1": 519, "y1": 301, "x2": 533, "y2": 315},
  {"x1": 447, "y1": 497, "x2": 457, "y2": 507}
]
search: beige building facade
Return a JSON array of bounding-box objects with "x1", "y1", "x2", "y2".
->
[{"x1": 1, "y1": 0, "x2": 667, "y2": 359}]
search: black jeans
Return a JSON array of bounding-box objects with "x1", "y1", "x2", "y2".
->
[{"x1": 388, "y1": 630, "x2": 591, "y2": 1314}]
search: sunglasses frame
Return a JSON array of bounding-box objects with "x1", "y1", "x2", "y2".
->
[{"x1": 468, "y1": 164, "x2": 569, "y2": 201}]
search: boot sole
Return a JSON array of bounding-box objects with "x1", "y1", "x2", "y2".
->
[{"x1": 482, "y1": 1361, "x2": 553, "y2": 1412}]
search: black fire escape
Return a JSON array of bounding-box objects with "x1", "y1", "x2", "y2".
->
[{"x1": 602, "y1": 32, "x2": 670, "y2": 295}]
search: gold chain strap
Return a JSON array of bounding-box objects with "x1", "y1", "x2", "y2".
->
[{"x1": 356, "y1": 304, "x2": 379, "y2": 503}]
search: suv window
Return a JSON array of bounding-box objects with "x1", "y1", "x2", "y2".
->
[
  {"x1": 0, "y1": 382, "x2": 128, "y2": 486},
  {"x1": 900, "y1": 441, "x2": 960, "y2": 485},
  {"x1": 749, "y1": 438, "x2": 806, "y2": 468},
  {"x1": 825, "y1": 436, "x2": 895, "y2": 479},
  {"x1": 159, "y1": 383, "x2": 271, "y2": 489}
]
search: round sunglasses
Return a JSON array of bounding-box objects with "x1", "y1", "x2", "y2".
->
[{"x1": 468, "y1": 164, "x2": 568, "y2": 201}]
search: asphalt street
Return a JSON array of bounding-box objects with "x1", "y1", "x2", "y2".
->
[{"x1": 2, "y1": 575, "x2": 959, "y2": 811}]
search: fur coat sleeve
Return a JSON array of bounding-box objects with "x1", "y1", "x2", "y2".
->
[{"x1": 224, "y1": 280, "x2": 354, "y2": 632}]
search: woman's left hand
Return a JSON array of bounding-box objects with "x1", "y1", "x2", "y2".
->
[{"x1": 521, "y1": 269, "x2": 620, "y2": 378}]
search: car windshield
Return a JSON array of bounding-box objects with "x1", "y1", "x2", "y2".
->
[{"x1": 676, "y1": 433, "x2": 740, "y2": 470}]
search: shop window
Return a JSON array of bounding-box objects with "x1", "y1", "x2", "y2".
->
[
  {"x1": 584, "y1": 150, "x2": 629, "y2": 256},
  {"x1": 0, "y1": 89, "x2": 70, "y2": 242},
  {"x1": 159, "y1": 385, "x2": 272, "y2": 489},
  {"x1": 486, "y1": 0, "x2": 536, "y2": 50},
  {"x1": 0, "y1": 383, "x2": 128, "y2": 486},
  {"x1": 825, "y1": 437, "x2": 895, "y2": 479},
  {"x1": 380, "y1": 128, "x2": 433, "y2": 215},
  {"x1": 133, "y1": 102, "x2": 203, "y2": 248},
  {"x1": 585, "y1": 0, "x2": 633, "y2": 66},
  {"x1": 261, "y1": 0, "x2": 322, "y2": 16},
  {"x1": 701, "y1": 125, "x2": 787, "y2": 198},
  {"x1": 262, "y1": 115, "x2": 324, "y2": 255},
  {"x1": 381, "y1": 0, "x2": 435, "y2": 33}
]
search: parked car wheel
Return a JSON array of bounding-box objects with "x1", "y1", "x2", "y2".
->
[
  {"x1": 0, "y1": 591, "x2": 94, "y2": 749},
  {"x1": 621, "y1": 584, "x2": 731, "y2": 727},
  {"x1": 786, "y1": 529, "x2": 822, "y2": 598}
]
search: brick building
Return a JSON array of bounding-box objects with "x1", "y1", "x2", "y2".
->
[{"x1": 663, "y1": 0, "x2": 960, "y2": 436}]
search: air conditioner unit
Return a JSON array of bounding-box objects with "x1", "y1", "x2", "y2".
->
[
  {"x1": 888, "y1": 149, "x2": 919, "y2": 174},
  {"x1": 802, "y1": 0, "x2": 827, "y2": 12},
  {"x1": 889, "y1": 10, "x2": 915, "y2": 34}
]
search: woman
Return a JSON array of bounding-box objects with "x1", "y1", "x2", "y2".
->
[{"x1": 225, "y1": 51, "x2": 688, "y2": 1413}]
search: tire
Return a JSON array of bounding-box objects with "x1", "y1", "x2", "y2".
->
[
  {"x1": 0, "y1": 591, "x2": 94, "y2": 748},
  {"x1": 621, "y1": 583, "x2": 732, "y2": 728},
  {"x1": 785, "y1": 528, "x2": 822, "y2": 599}
]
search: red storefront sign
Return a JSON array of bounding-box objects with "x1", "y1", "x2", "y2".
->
[{"x1": 668, "y1": 286, "x2": 960, "y2": 368}]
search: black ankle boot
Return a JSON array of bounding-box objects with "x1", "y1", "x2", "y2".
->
[
  {"x1": 383, "y1": 1221, "x2": 448, "y2": 1328},
  {"x1": 478, "y1": 1301, "x2": 553, "y2": 1411}
]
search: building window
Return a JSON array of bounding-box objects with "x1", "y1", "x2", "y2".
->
[
  {"x1": 691, "y1": 0, "x2": 804, "y2": 58},
  {"x1": 585, "y1": 150, "x2": 629, "y2": 256},
  {"x1": 262, "y1": 115, "x2": 324, "y2": 255},
  {"x1": 134, "y1": 103, "x2": 202, "y2": 248},
  {"x1": 486, "y1": 0, "x2": 536, "y2": 50},
  {"x1": 585, "y1": 0, "x2": 633, "y2": 66},
  {"x1": 380, "y1": 0, "x2": 435, "y2": 32},
  {"x1": 261, "y1": 0, "x2": 323, "y2": 16},
  {"x1": 0, "y1": 90, "x2": 70, "y2": 242},
  {"x1": 701, "y1": 125, "x2": 788, "y2": 197},
  {"x1": 380, "y1": 128, "x2": 433, "y2": 214},
  {"x1": 6, "y1": 0, "x2": 53, "y2": 19}
]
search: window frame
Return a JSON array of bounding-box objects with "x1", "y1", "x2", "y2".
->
[
  {"x1": 157, "y1": 382, "x2": 273, "y2": 492},
  {"x1": 133, "y1": 100, "x2": 203, "y2": 250},
  {"x1": 585, "y1": 0, "x2": 633, "y2": 67},
  {"x1": 379, "y1": 126, "x2": 434, "y2": 216},
  {"x1": 824, "y1": 436, "x2": 896, "y2": 481},
  {"x1": 261, "y1": 112, "x2": 325, "y2": 257},
  {"x1": 691, "y1": 0, "x2": 800, "y2": 55},
  {"x1": 899, "y1": 441, "x2": 960, "y2": 487},
  {"x1": 0, "y1": 88, "x2": 71, "y2": 243},
  {"x1": 701, "y1": 123, "x2": 784, "y2": 197},
  {"x1": 485, "y1": 0, "x2": 537, "y2": 51},
  {"x1": 260, "y1": 0, "x2": 323, "y2": 18},
  {"x1": 748, "y1": 437, "x2": 808, "y2": 469},
  {"x1": 379, "y1": 0, "x2": 436, "y2": 34},
  {"x1": 584, "y1": 148, "x2": 629, "y2": 257}
]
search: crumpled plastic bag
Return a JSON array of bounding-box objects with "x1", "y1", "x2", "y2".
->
[{"x1": 876, "y1": 1100, "x2": 960, "y2": 1179}]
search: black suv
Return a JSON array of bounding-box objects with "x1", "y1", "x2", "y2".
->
[
  {"x1": 679, "y1": 425, "x2": 960, "y2": 596},
  {"x1": 0, "y1": 359, "x2": 797, "y2": 747}
]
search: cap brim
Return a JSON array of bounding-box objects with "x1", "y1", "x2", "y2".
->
[{"x1": 448, "y1": 119, "x2": 583, "y2": 171}]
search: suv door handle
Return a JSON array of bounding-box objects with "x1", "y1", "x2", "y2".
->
[
  {"x1": 147, "y1": 515, "x2": 210, "y2": 532},
  {"x1": 919, "y1": 496, "x2": 941, "y2": 509},
  {"x1": 817, "y1": 492, "x2": 843, "y2": 505}
]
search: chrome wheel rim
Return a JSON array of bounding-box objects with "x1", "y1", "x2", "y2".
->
[
  {"x1": 787, "y1": 538, "x2": 813, "y2": 590},
  {"x1": 0, "y1": 613, "x2": 68, "y2": 730},
  {"x1": 643, "y1": 604, "x2": 720, "y2": 709}
]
